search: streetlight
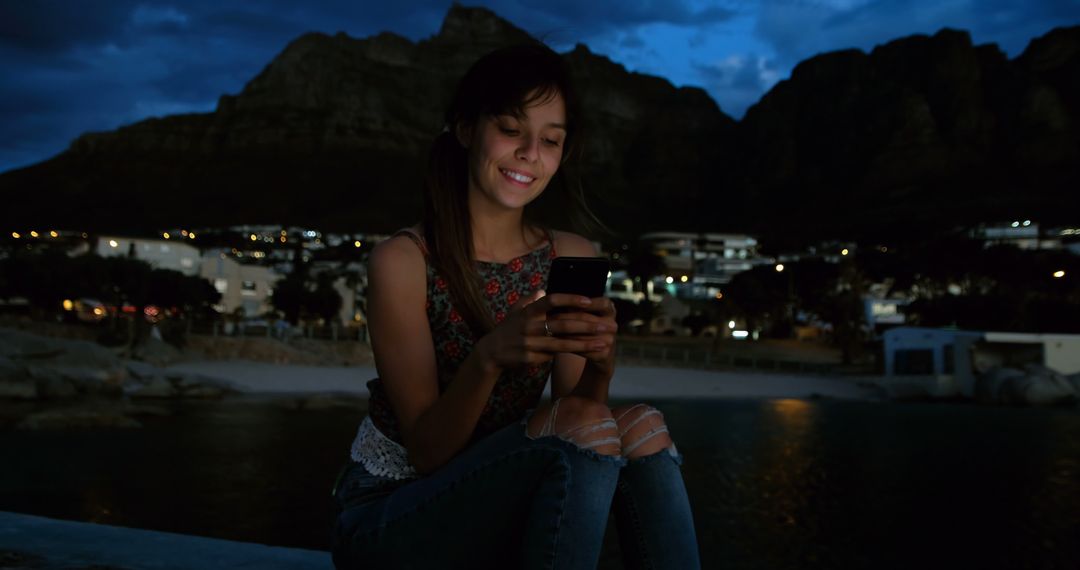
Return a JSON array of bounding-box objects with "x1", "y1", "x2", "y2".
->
[
  {"x1": 1054, "y1": 270, "x2": 1066, "y2": 278},
  {"x1": 775, "y1": 264, "x2": 785, "y2": 272}
]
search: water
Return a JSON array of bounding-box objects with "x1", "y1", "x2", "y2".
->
[{"x1": 2, "y1": 396, "x2": 1078, "y2": 569}]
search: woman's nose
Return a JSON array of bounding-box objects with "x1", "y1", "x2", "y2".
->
[{"x1": 516, "y1": 137, "x2": 540, "y2": 162}]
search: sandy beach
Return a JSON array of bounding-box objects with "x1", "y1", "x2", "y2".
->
[{"x1": 165, "y1": 360, "x2": 881, "y2": 400}]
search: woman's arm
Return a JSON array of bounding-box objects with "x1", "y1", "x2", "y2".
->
[
  {"x1": 549, "y1": 232, "x2": 618, "y2": 404},
  {"x1": 370, "y1": 235, "x2": 605, "y2": 474},
  {"x1": 367, "y1": 236, "x2": 499, "y2": 475}
]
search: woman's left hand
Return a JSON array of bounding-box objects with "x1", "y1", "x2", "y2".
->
[{"x1": 546, "y1": 296, "x2": 618, "y2": 377}]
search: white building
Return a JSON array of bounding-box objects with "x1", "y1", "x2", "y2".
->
[
  {"x1": 201, "y1": 253, "x2": 282, "y2": 317},
  {"x1": 95, "y1": 236, "x2": 201, "y2": 276},
  {"x1": 639, "y1": 231, "x2": 773, "y2": 299}
]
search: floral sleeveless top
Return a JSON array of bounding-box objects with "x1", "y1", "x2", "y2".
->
[{"x1": 358, "y1": 229, "x2": 557, "y2": 476}]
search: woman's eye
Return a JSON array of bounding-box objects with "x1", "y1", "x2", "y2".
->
[
  {"x1": 499, "y1": 127, "x2": 520, "y2": 136},
  {"x1": 543, "y1": 138, "x2": 562, "y2": 148}
]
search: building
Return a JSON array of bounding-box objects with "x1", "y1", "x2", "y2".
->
[
  {"x1": 969, "y1": 221, "x2": 1062, "y2": 251},
  {"x1": 201, "y1": 253, "x2": 281, "y2": 317},
  {"x1": 95, "y1": 235, "x2": 201, "y2": 276},
  {"x1": 638, "y1": 231, "x2": 773, "y2": 299}
]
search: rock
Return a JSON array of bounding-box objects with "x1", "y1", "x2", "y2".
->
[
  {"x1": 1, "y1": 329, "x2": 127, "y2": 396},
  {"x1": 126, "y1": 376, "x2": 177, "y2": 399},
  {"x1": 0, "y1": 356, "x2": 35, "y2": 399},
  {"x1": 976, "y1": 365, "x2": 1078, "y2": 405},
  {"x1": 133, "y1": 337, "x2": 184, "y2": 367},
  {"x1": 28, "y1": 365, "x2": 123, "y2": 397},
  {"x1": 1067, "y1": 372, "x2": 1080, "y2": 394},
  {"x1": 16, "y1": 408, "x2": 142, "y2": 430},
  {"x1": 975, "y1": 367, "x2": 1024, "y2": 404},
  {"x1": 1017, "y1": 364, "x2": 1078, "y2": 405},
  {"x1": 125, "y1": 359, "x2": 164, "y2": 381},
  {"x1": 170, "y1": 373, "x2": 239, "y2": 399}
]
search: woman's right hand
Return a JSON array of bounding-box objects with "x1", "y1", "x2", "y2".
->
[{"x1": 476, "y1": 291, "x2": 610, "y2": 371}]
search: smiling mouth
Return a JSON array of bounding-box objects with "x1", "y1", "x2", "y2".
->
[{"x1": 500, "y1": 168, "x2": 536, "y2": 185}]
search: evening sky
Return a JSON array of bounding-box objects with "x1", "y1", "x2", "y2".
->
[{"x1": 1, "y1": 0, "x2": 1077, "y2": 173}]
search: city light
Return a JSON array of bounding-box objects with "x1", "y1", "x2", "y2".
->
[
  {"x1": 715, "y1": 292, "x2": 723, "y2": 300},
  {"x1": 665, "y1": 276, "x2": 674, "y2": 284},
  {"x1": 280, "y1": 237, "x2": 287, "y2": 243},
  {"x1": 1054, "y1": 271, "x2": 1066, "y2": 278},
  {"x1": 881, "y1": 246, "x2": 888, "y2": 253},
  {"x1": 732, "y1": 330, "x2": 750, "y2": 339},
  {"x1": 1023, "y1": 220, "x2": 1031, "y2": 227},
  {"x1": 841, "y1": 249, "x2": 849, "y2": 256},
  {"x1": 11, "y1": 232, "x2": 19, "y2": 239},
  {"x1": 250, "y1": 234, "x2": 257, "y2": 241},
  {"x1": 30, "y1": 231, "x2": 39, "y2": 238},
  {"x1": 109, "y1": 240, "x2": 118, "y2": 248},
  {"x1": 1011, "y1": 221, "x2": 1020, "y2": 228},
  {"x1": 181, "y1": 230, "x2": 189, "y2": 237},
  {"x1": 49, "y1": 231, "x2": 58, "y2": 238},
  {"x1": 62, "y1": 299, "x2": 73, "y2": 311},
  {"x1": 680, "y1": 275, "x2": 689, "y2": 283},
  {"x1": 775, "y1": 264, "x2": 785, "y2": 272},
  {"x1": 189, "y1": 232, "x2": 196, "y2": 239},
  {"x1": 163, "y1": 232, "x2": 170, "y2": 239},
  {"x1": 354, "y1": 240, "x2": 361, "y2": 248},
  {"x1": 81, "y1": 233, "x2": 88, "y2": 238},
  {"x1": 728, "y1": 320, "x2": 736, "y2": 328}
]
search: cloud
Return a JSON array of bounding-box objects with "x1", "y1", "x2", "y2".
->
[
  {"x1": 693, "y1": 53, "x2": 780, "y2": 117},
  {"x1": 754, "y1": 0, "x2": 1080, "y2": 66}
]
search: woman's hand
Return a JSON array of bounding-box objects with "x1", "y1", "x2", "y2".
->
[
  {"x1": 475, "y1": 291, "x2": 612, "y2": 372},
  {"x1": 547, "y1": 296, "x2": 618, "y2": 378}
]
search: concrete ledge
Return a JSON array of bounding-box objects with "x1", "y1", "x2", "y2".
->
[{"x1": 0, "y1": 511, "x2": 331, "y2": 569}]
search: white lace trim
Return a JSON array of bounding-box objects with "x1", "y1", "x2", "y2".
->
[{"x1": 349, "y1": 415, "x2": 418, "y2": 480}]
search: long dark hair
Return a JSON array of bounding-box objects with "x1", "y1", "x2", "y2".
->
[{"x1": 422, "y1": 42, "x2": 600, "y2": 337}]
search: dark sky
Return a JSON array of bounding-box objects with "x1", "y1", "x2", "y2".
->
[{"x1": 1, "y1": 0, "x2": 1077, "y2": 173}]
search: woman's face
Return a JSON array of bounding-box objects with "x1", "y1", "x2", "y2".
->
[{"x1": 462, "y1": 91, "x2": 567, "y2": 214}]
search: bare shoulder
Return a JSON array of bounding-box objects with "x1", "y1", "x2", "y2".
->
[
  {"x1": 552, "y1": 230, "x2": 599, "y2": 257},
  {"x1": 369, "y1": 233, "x2": 426, "y2": 281}
]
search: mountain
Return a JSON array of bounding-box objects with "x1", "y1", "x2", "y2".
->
[
  {"x1": 0, "y1": 5, "x2": 733, "y2": 238},
  {"x1": 736, "y1": 26, "x2": 1080, "y2": 246},
  {"x1": 0, "y1": 6, "x2": 1076, "y2": 246}
]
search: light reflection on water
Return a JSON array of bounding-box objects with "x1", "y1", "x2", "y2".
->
[{"x1": 2, "y1": 396, "x2": 1079, "y2": 569}]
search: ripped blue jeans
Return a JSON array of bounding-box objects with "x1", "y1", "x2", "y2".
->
[{"x1": 330, "y1": 410, "x2": 700, "y2": 569}]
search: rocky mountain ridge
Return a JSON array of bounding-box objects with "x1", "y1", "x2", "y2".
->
[{"x1": 1, "y1": 5, "x2": 1076, "y2": 245}]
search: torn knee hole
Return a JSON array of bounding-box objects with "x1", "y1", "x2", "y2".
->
[
  {"x1": 615, "y1": 406, "x2": 665, "y2": 437},
  {"x1": 558, "y1": 418, "x2": 620, "y2": 451}
]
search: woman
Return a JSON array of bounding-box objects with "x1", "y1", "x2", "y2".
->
[{"x1": 332, "y1": 42, "x2": 700, "y2": 569}]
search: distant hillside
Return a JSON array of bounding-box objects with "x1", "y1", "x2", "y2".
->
[
  {"x1": 0, "y1": 5, "x2": 1076, "y2": 247},
  {"x1": 736, "y1": 25, "x2": 1080, "y2": 247}
]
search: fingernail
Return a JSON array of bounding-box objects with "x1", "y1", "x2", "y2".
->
[{"x1": 579, "y1": 297, "x2": 592, "y2": 305}]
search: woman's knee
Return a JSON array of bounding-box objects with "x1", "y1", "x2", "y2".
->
[
  {"x1": 612, "y1": 403, "x2": 674, "y2": 459},
  {"x1": 527, "y1": 396, "x2": 621, "y2": 456}
]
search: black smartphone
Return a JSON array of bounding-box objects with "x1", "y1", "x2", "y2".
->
[{"x1": 547, "y1": 256, "x2": 609, "y2": 299}]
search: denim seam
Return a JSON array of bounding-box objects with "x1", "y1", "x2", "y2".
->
[{"x1": 616, "y1": 477, "x2": 653, "y2": 569}]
